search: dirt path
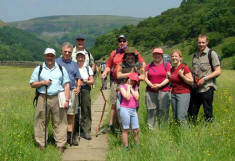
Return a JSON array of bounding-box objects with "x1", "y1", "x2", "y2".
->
[{"x1": 62, "y1": 89, "x2": 110, "y2": 161}]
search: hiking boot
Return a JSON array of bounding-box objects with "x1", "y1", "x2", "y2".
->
[
  {"x1": 82, "y1": 133, "x2": 92, "y2": 140},
  {"x1": 57, "y1": 146, "x2": 65, "y2": 153},
  {"x1": 72, "y1": 136, "x2": 79, "y2": 146},
  {"x1": 108, "y1": 124, "x2": 115, "y2": 134},
  {"x1": 39, "y1": 145, "x2": 45, "y2": 151}
]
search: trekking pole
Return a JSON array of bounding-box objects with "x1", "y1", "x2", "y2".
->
[
  {"x1": 70, "y1": 93, "x2": 75, "y2": 147},
  {"x1": 44, "y1": 85, "x2": 48, "y2": 148},
  {"x1": 78, "y1": 93, "x2": 82, "y2": 143},
  {"x1": 96, "y1": 82, "x2": 107, "y2": 137}
]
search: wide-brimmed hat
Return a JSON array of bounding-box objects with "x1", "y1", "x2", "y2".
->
[
  {"x1": 44, "y1": 48, "x2": 56, "y2": 56},
  {"x1": 125, "y1": 47, "x2": 137, "y2": 55},
  {"x1": 152, "y1": 48, "x2": 164, "y2": 54}
]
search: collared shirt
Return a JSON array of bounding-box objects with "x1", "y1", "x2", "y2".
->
[
  {"x1": 56, "y1": 57, "x2": 81, "y2": 89},
  {"x1": 192, "y1": 46, "x2": 220, "y2": 92},
  {"x1": 71, "y1": 47, "x2": 95, "y2": 67},
  {"x1": 29, "y1": 62, "x2": 70, "y2": 96}
]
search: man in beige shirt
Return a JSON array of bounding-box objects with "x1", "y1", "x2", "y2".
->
[{"x1": 189, "y1": 34, "x2": 221, "y2": 122}]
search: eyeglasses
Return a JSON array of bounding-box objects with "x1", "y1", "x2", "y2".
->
[
  {"x1": 63, "y1": 51, "x2": 72, "y2": 54},
  {"x1": 118, "y1": 40, "x2": 126, "y2": 43}
]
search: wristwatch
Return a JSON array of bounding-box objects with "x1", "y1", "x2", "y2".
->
[{"x1": 204, "y1": 76, "x2": 208, "y2": 81}]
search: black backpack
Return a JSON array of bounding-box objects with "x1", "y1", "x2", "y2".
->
[{"x1": 33, "y1": 64, "x2": 63, "y2": 107}]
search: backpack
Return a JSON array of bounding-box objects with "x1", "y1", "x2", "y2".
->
[
  {"x1": 33, "y1": 64, "x2": 63, "y2": 107},
  {"x1": 208, "y1": 49, "x2": 222, "y2": 72},
  {"x1": 208, "y1": 49, "x2": 222, "y2": 82},
  {"x1": 100, "y1": 62, "x2": 106, "y2": 72},
  {"x1": 84, "y1": 48, "x2": 97, "y2": 76}
]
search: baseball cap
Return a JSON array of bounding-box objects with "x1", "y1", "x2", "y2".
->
[
  {"x1": 76, "y1": 50, "x2": 86, "y2": 57},
  {"x1": 152, "y1": 48, "x2": 164, "y2": 54},
  {"x1": 128, "y1": 72, "x2": 139, "y2": 82},
  {"x1": 76, "y1": 34, "x2": 85, "y2": 40},
  {"x1": 118, "y1": 34, "x2": 127, "y2": 41},
  {"x1": 44, "y1": 48, "x2": 56, "y2": 56}
]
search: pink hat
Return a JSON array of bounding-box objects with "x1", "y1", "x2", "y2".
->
[
  {"x1": 152, "y1": 48, "x2": 164, "y2": 54},
  {"x1": 128, "y1": 72, "x2": 139, "y2": 82}
]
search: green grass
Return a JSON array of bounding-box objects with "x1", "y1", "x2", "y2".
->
[
  {"x1": 106, "y1": 70, "x2": 235, "y2": 161},
  {"x1": 0, "y1": 66, "x2": 101, "y2": 161}
]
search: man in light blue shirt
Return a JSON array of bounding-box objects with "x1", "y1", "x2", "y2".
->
[
  {"x1": 56, "y1": 42, "x2": 81, "y2": 146},
  {"x1": 29, "y1": 48, "x2": 70, "y2": 152}
]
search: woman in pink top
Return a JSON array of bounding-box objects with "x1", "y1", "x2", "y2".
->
[
  {"x1": 145, "y1": 48, "x2": 171, "y2": 129},
  {"x1": 170, "y1": 49, "x2": 193, "y2": 124},
  {"x1": 119, "y1": 72, "x2": 139, "y2": 150}
]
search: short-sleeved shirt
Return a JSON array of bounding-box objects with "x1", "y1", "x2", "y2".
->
[
  {"x1": 119, "y1": 84, "x2": 138, "y2": 108},
  {"x1": 29, "y1": 62, "x2": 70, "y2": 96},
  {"x1": 170, "y1": 63, "x2": 191, "y2": 94},
  {"x1": 56, "y1": 57, "x2": 81, "y2": 89},
  {"x1": 106, "y1": 49, "x2": 145, "y2": 82},
  {"x1": 72, "y1": 47, "x2": 95, "y2": 67},
  {"x1": 145, "y1": 62, "x2": 171, "y2": 92},
  {"x1": 192, "y1": 47, "x2": 220, "y2": 92},
  {"x1": 78, "y1": 65, "x2": 94, "y2": 81}
]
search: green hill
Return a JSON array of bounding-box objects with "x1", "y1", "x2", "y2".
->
[
  {"x1": 0, "y1": 20, "x2": 6, "y2": 27},
  {"x1": 10, "y1": 15, "x2": 143, "y2": 48},
  {"x1": 0, "y1": 26, "x2": 57, "y2": 61},
  {"x1": 91, "y1": 0, "x2": 235, "y2": 69}
]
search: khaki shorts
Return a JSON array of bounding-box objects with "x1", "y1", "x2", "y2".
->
[
  {"x1": 111, "y1": 82, "x2": 119, "y2": 105},
  {"x1": 67, "y1": 89, "x2": 77, "y2": 115}
]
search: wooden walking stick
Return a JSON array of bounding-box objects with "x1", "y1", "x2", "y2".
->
[
  {"x1": 44, "y1": 85, "x2": 48, "y2": 148},
  {"x1": 96, "y1": 83, "x2": 107, "y2": 137}
]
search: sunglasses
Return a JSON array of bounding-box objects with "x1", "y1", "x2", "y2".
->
[
  {"x1": 118, "y1": 40, "x2": 126, "y2": 43},
  {"x1": 63, "y1": 51, "x2": 72, "y2": 54}
]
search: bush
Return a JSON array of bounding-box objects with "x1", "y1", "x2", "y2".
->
[
  {"x1": 222, "y1": 43, "x2": 235, "y2": 58},
  {"x1": 208, "y1": 32, "x2": 224, "y2": 47}
]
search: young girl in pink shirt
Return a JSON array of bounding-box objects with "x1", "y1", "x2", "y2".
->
[{"x1": 119, "y1": 72, "x2": 140, "y2": 149}]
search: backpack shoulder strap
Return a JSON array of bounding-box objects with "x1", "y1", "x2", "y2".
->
[
  {"x1": 38, "y1": 64, "x2": 43, "y2": 81},
  {"x1": 86, "y1": 66, "x2": 90, "y2": 76},
  {"x1": 58, "y1": 64, "x2": 64, "y2": 77},
  {"x1": 208, "y1": 49, "x2": 214, "y2": 72},
  {"x1": 85, "y1": 48, "x2": 91, "y2": 65}
]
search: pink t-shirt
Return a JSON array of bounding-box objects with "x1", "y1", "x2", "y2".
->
[
  {"x1": 119, "y1": 84, "x2": 138, "y2": 108},
  {"x1": 145, "y1": 62, "x2": 171, "y2": 92}
]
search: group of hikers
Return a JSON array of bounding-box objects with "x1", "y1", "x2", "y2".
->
[{"x1": 29, "y1": 33, "x2": 221, "y2": 152}]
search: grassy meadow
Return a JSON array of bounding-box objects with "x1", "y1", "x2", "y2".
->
[
  {"x1": 106, "y1": 70, "x2": 235, "y2": 161},
  {"x1": 0, "y1": 66, "x2": 234, "y2": 161},
  {"x1": 0, "y1": 66, "x2": 101, "y2": 161}
]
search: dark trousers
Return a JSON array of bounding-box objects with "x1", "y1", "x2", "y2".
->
[
  {"x1": 188, "y1": 87, "x2": 214, "y2": 122},
  {"x1": 80, "y1": 87, "x2": 92, "y2": 134},
  {"x1": 74, "y1": 86, "x2": 91, "y2": 135}
]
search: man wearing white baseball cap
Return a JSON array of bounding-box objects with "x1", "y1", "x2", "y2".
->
[{"x1": 30, "y1": 47, "x2": 70, "y2": 152}]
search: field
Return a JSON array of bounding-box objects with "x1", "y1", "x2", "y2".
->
[
  {"x1": 106, "y1": 70, "x2": 235, "y2": 161},
  {"x1": 0, "y1": 66, "x2": 101, "y2": 161},
  {"x1": 0, "y1": 66, "x2": 234, "y2": 161}
]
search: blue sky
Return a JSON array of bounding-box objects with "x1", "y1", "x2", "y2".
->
[{"x1": 1, "y1": 0, "x2": 182, "y2": 22}]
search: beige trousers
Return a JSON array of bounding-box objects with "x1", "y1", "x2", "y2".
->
[{"x1": 34, "y1": 94, "x2": 67, "y2": 147}]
